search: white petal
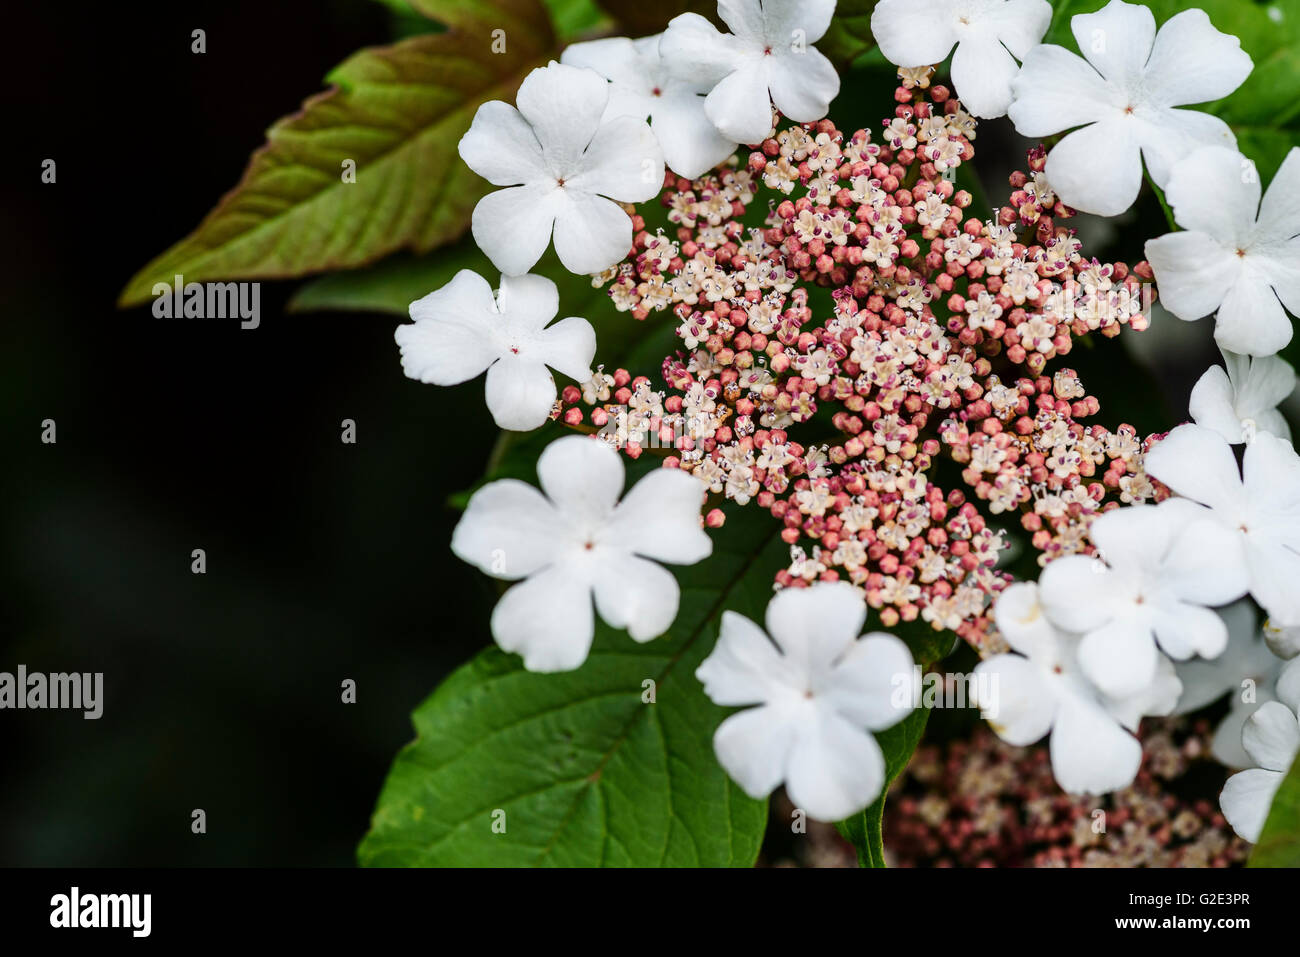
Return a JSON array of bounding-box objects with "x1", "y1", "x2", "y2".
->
[
  {"x1": 705, "y1": 62, "x2": 774, "y2": 146},
  {"x1": 767, "y1": 48, "x2": 840, "y2": 124},
  {"x1": 1235, "y1": 352, "x2": 1298, "y2": 423},
  {"x1": 1142, "y1": 8, "x2": 1252, "y2": 107},
  {"x1": 484, "y1": 355, "x2": 557, "y2": 431},
  {"x1": 569, "y1": 115, "x2": 664, "y2": 203},
  {"x1": 950, "y1": 32, "x2": 1020, "y2": 119},
  {"x1": 1107, "y1": 652, "x2": 1182, "y2": 731},
  {"x1": 451, "y1": 479, "x2": 565, "y2": 579},
  {"x1": 1173, "y1": 601, "x2": 1257, "y2": 714},
  {"x1": 1078, "y1": 616, "x2": 1158, "y2": 698},
  {"x1": 1050, "y1": 687, "x2": 1143, "y2": 794},
  {"x1": 1256, "y1": 147, "x2": 1300, "y2": 245},
  {"x1": 764, "y1": 582, "x2": 866, "y2": 674},
  {"x1": 785, "y1": 709, "x2": 887, "y2": 821},
  {"x1": 1276, "y1": 658, "x2": 1300, "y2": 716},
  {"x1": 1038, "y1": 554, "x2": 1120, "y2": 633},
  {"x1": 471, "y1": 183, "x2": 561, "y2": 277},
  {"x1": 1008, "y1": 44, "x2": 1114, "y2": 136},
  {"x1": 1246, "y1": 540, "x2": 1300, "y2": 627},
  {"x1": 1161, "y1": 507, "x2": 1250, "y2": 605},
  {"x1": 1252, "y1": 236, "x2": 1300, "y2": 321},
  {"x1": 591, "y1": 551, "x2": 681, "y2": 641},
  {"x1": 712, "y1": 703, "x2": 798, "y2": 800},
  {"x1": 992, "y1": 581, "x2": 1060, "y2": 658},
  {"x1": 551, "y1": 191, "x2": 634, "y2": 275},
  {"x1": 1212, "y1": 704, "x2": 1257, "y2": 769},
  {"x1": 981, "y1": 0, "x2": 1053, "y2": 58},
  {"x1": 494, "y1": 272, "x2": 558, "y2": 331},
  {"x1": 975, "y1": 654, "x2": 1056, "y2": 746},
  {"x1": 533, "y1": 316, "x2": 596, "y2": 383},
  {"x1": 1215, "y1": 264, "x2": 1295, "y2": 357},
  {"x1": 1151, "y1": 601, "x2": 1229, "y2": 661},
  {"x1": 652, "y1": 93, "x2": 738, "y2": 178},
  {"x1": 1241, "y1": 701, "x2": 1300, "y2": 771},
  {"x1": 1070, "y1": 0, "x2": 1155, "y2": 89},
  {"x1": 606, "y1": 467, "x2": 712, "y2": 564},
  {"x1": 1139, "y1": 108, "x2": 1238, "y2": 190},
  {"x1": 1144, "y1": 423, "x2": 1244, "y2": 513},
  {"x1": 1045, "y1": 119, "x2": 1143, "y2": 216},
  {"x1": 716, "y1": 0, "x2": 768, "y2": 43},
  {"x1": 870, "y1": 0, "x2": 957, "y2": 67},
  {"x1": 750, "y1": 0, "x2": 835, "y2": 46},
  {"x1": 1163, "y1": 146, "x2": 1261, "y2": 245},
  {"x1": 490, "y1": 563, "x2": 595, "y2": 672},
  {"x1": 1190, "y1": 364, "x2": 1249, "y2": 444},
  {"x1": 1265, "y1": 622, "x2": 1300, "y2": 660},
  {"x1": 536, "y1": 434, "x2": 625, "y2": 523},
  {"x1": 1144, "y1": 230, "x2": 1240, "y2": 322},
  {"x1": 1221, "y1": 767, "x2": 1284, "y2": 842},
  {"x1": 397, "y1": 270, "x2": 501, "y2": 384},
  {"x1": 819, "y1": 633, "x2": 915, "y2": 730},
  {"x1": 457, "y1": 101, "x2": 546, "y2": 186},
  {"x1": 559, "y1": 37, "x2": 646, "y2": 93},
  {"x1": 660, "y1": 13, "x2": 746, "y2": 84},
  {"x1": 697, "y1": 611, "x2": 791, "y2": 706},
  {"x1": 514, "y1": 62, "x2": 608, "y2": 176},
  {"x1": 1242, "y1": 430, "x2": 1300, "y2": 525}
]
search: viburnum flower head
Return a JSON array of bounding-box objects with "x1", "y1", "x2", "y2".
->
[
  {"x1": 1008, "y1": 0, "x2": 1251, "y2": 216},
  {"x1": 1189, "y1": 348, "x2": 1296, "y2": 445},
  {"x1": 1146, "y1": 424, "x2": 1300, "y2": 627},
  {"x1": 1145, "y1": 147, "x2": 1300, "y2": 356},
  {"x1": 1038, "y1": 498, "x2": 1248, "y2": 699},
  {"x1": 458, "y1": 62, "x2": 665, "y2": 276},
  {"x1": 395, "y1": 270, "x2": 595, "y2": 431},
  {"x1": 561, "y1": 35, "x2": 737, "y2": 179},
  {"x1": 659, "y1": 0, "x2": 841, "y2": 147},
  {"x1": 975, "y1": 583, "x2": 1181, "y2": 795},
  {"x1": 870, "y1": 0, "x2": 1052, "y2": 119},
  {"x1": 452, "y1": 436, "x2": 712, "y2": 672},
  {"x1": 1220, "y1": 658, "x2": 1300, "y2": 842},
  {"x1": 695, "y1": 582, "x2": 914, "y2": 821}
]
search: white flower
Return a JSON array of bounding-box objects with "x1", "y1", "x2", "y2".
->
[
  {"x1": 1175, "y1": 601, "x2": 1284, "y2": 768},
  {"x1": 695, "y1": 582, "x2": 914, "y2": 821},
  {"x1": 561, "y1": 35, "x2": 737, "y2": 179},
  {"x1": 870, "y1": 0, "x2": 1052, "y2": 119},
  {"x1": 1146, "y1": 423, "x2": 1300, "y2": 625},
  {"x1": 975, "y1": 583, "x2": 1181, "y2": 795},
  {"x1": 458, "y1": 62, "x2": 665, "y2": 276},
  {"x1": 1220, "y1": 658, "x2": 1300, "y2": 842},
  {"x1": 396, "y1": 270, "x2": 595, "y2": 431},
  {"x1": 1264, "y1": 619, "x2": 1300, "y2": 660},
  {"x1": 1007, "y1": 0, "x2": 1251, "y2": 216},
  {"x1": 1189, "y1": 348, "x2": 1296, "y2": 445},
  {"x1": 452, "y1": 436, "x2": 712, "y2": 671},
  {"x1": 1038, "y1": 499, "x2": 1248, "y2": 699},
  {"x1": 1145, "y1": 146, "x2": 1300, "y2": 356},
  {"x1": 659, "y1": 0, "x2": 841, "y2": 147}
]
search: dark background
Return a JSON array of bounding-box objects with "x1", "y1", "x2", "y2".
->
[{"x1": 2, "y1": 0, "x2": 504, "y2": 865}]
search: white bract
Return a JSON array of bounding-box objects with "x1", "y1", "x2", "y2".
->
[
  {"x1": 695, "y1": 582, "x2": 914, "y2": 821},
  {"x1": 1175, "y1": 602, "x2": 1284, "y2": 768},
  {"x1": 870, "y1": 0, "x2": 1052, "y2": 119},
  {"x1": 975, "y1": 583, "x2": 1181, "y2": 795},
  {"x1": 1007, "y1": 0, "x2": 1251, "y2": 216},
  {"x1": 1146, "y1": 424, "x2": 1300, "y2": 626},
  {"x1": 396, "y1": 271, "x2": 595, "y2": 431},
  {"x1": 1189, "y1": 348, "x2": 1296, "y2": 444},
  {"x1": 458, "y1": 62, "x2": 665, "y2": 276},
  {"x1": 660, "y1": 0, "x2": 841, "y2": 147},
  {"x1": 1264, "y1": 619, "x2": 1300, "y2": 660},
  {"x1": 562, "y1": 35, "x2": 737, "y2": 179},
  {"x1": 1145, "y1": 146, "x2": 1300, "y2": 356},
  {"x1": 452, "y1": 435, "x2": 712, "y2": 671},
  {"x1": 1220, "y1": 658, "x2": 1300, "y2": 842},
  {"x1": 1038, "y1": 499, "x2": 1247, "y2": 699}
]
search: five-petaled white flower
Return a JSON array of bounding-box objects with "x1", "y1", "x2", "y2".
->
[
  {"x1": 562, "y1": 34, "x2": 738, "y2": 179},
  {"x1": 975, "y1": 582, "x2": 1181, "y2": 795},
  {"x1": 452, "y1": 435, "x2": 712, "y2": 672},
  {"x1": 1007, "y1": 0, "x2": 1251, "y2": 216},
  {"x1": 396, "y1": 270, "x2": 595, "y2": 431},
  {"x1": 1220, "y1": 658, "x2": 1300, "y2": 842},
  {"x1": 870, "y1": 0, "x2": 1052, "y2": 120},
  {"x1": 1189, "y1": 347, "x2": 1296, "y2": 445},
  {"x1": 458, "y1": 62, "x2": 665, "y2": 277},
  {"x1": 1146, "y1": 424, "x2": 1300, "y2": 626},
  {"x1": 659, "y1": 0, "x2": 841, "y2": 147},
  {"x1": 1145, "y1": 146, "x2": 1300, "y2": 356},
  {"x1": 1038, "y1": 498, "x2": 1247, "y2": 699},
  {"x1": 695, "y1": 582, "x2": 914, "y2": 821}
]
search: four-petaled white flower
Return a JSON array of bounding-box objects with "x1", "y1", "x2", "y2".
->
[
  {"x1": 695, "y1": 582, "x2": 914, "y2": 821},
  {"x1": 1008, "y1": 0, "x2": 1251, "y2": 216},
  {"x1": 1145, "y1": 146, "x2": 1300, "y2": 356},
  {"x1": 562, "y1": 35, "x2": 738, "y2": 179},
  {"x1": 660, "y1": 0, "x2": 841, "y2": 147},
  {"x1": 452, "y1": 436, "x2": 712, "y2": 672},
  {"x1": 1189, "y1": 347, "x2": 1296, "y2": 445},
  {"x1": 870, "y1": 0, "x2": 1052, "y2": 119},
  {"x1": 1146, "y1": 424, "x2": 1300, "y2": 626},
  {"x1": 1038, "y1": 499, "x2": 1247, "y2": 699},
  {"x1": 396, "y1": 270, "x2": 595, "y2": 431},
  {"x1": 1220, "y1": 658, "x2": 1300, "y2": 842},
  {"x1": 975, "y1": 582, "x2": 1181, "y2": 795},
  {"x1": 459, "y1": 62, "x2": 665, "y2": 277}
]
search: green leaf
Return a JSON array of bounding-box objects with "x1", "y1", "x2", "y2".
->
[
  {"x1": 819, "y1": 0, "x2": 882, "y2": 69},
  {"x1": 835, "y1": 705, "x2": 929, "y2": 867},
  {"x1": 118, "y1": 0, "x2": 555, "y2": 307},
  {"x1": 1234, "y1": 125, "x2": 1298, "y2": 184},
  {"x1": 543, "y1": 0, "x2": 613, "y2": 39},
  {"x1": 359, "y1": 497, "x2": 782, "y2": 866},
  {"x1": 1249, "y1": 753, "x2": 1300, "y2": 866}
]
